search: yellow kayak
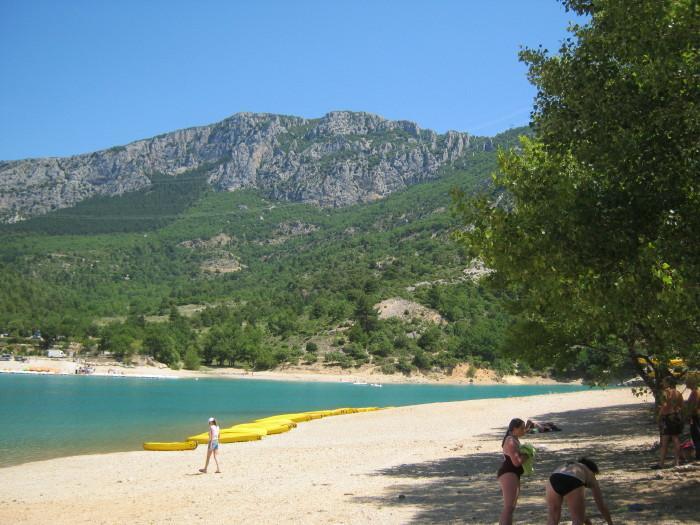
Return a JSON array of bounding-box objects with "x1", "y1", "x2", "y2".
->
[
  {"x1": 143, "y1": 440, "x2": 198, "y2": 451},
  {"x1": 228, "y1": 422, "x2": 291, "y2": 435},
  {"x1": 260, "y1": 413, "x2": 312, "y2": 423},
  {"x1": 187, "y1": 430, "x2": 264, "y2": 444},
  {"x1": 219, "y1": 433, "x2": 262, "y2": 444},
  {"x1": 224, "y1": 425, "x2": 269, "y2": 436},
  {"x1": 333, "y1": 407, "x2": 359, "y2": 415},
  {"x1": 301, "y1": 411, "x2": 325, "y2": 420},
  {"x1": 254, "y1": 417, "x2": 298, "y2": 427},
  {"x1": 250, "y1": 421, "x2": 294, "y2": 434}
]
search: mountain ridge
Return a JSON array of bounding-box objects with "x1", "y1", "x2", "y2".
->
[{"x1": 0, "y1": 111, "x2": 495, "y2": 223}]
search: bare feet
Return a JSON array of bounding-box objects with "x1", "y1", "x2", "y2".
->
[
  {"x1": 199, "y1": 468, "x2": 207, "y2": 473},
  {"x1": 215, "y1": 470, "x2": 221, "y2": 473}
]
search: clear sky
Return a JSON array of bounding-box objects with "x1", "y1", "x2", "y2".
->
[{"x1": 0, "y1": 1, "x2": 583, "y2": 160}]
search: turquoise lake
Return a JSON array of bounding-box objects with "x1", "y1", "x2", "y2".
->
[{"x1": 0, "y1": 374, "x2": 591, "y2": 467}]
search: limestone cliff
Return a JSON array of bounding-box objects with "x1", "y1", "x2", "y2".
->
[{"x1": 0, "y1": 111, "x2": 480, "y2": 222}]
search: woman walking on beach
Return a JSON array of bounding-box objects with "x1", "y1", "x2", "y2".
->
[
  {"x1": 686, "y1": 376, "x2": 700, "y2": 461},
  {"x1": 545, "y1": 458, "x2": 613, "y2": 525},
  {"x1": 497, "y1": 418, "x2": 530, "y2": 525},
  {"x1": 657, "y1": 377, "x2": 684, "y2": 468},
  {"x1": 200, "y1": 417, "x2": 221, "y2": 473}
]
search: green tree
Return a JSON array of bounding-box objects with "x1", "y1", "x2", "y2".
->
[
  {"x1": 454, "y1": 0, "x2": 700, "y2": 402},
  {"x1": 183, "y1": 346, "x2": 202, "y2": 370},
  {"x1": 353, "y1": 294, "x2": 379, "y2": 333},
  {"x1": 143, "y1": 324, "x2": 180, "y2": 366},
  {"x1": 417, "y1": 325, "x2": 443, "y2": 353}
]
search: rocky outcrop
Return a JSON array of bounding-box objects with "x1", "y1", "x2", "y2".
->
[
  {"x1": 0, "y1": 111, "x2": 477, "y2": 222},
  {"x1": 178, "y1": 233, "x2": 234, "y2": 250}
]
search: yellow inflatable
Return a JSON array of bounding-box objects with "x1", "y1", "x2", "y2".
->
[
  {"x1": 143, "y1": 440, "x2": 198, "y2": 451},
  {"x1": 224, "y1": 425, "x2": 270, "y2": 436},
  {"x1": 254, "y1": 417, "x2": 298, "y2": 427},
  {"x1": 153, "y1": 406, "x2": 392, "y2": 451},
  {"x1": 262, "y1": 413, "x2": 312, "y2": 423},
  {"x1": 187, "y1": 429, "x2": 265, "y2": 444},
  {"x1": 304, "y1": 410, "x2": 334, "y2": 418},
  {"x1": 636, "y1": 357, "x2": 689, "y2": 378},
  {"x1": 219, "y1": 433, "x2": 262, "y2": 444},
  {"x1": 228, "y1": 422, "x2": 292, "y2": 435}
]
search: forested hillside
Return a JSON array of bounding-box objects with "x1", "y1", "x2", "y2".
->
[{"x1": 0, "y1": 127, "x2": 546, "y2": 378}]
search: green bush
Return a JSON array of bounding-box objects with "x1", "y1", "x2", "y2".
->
[
  {"x1": 368, "y1": 335, "x2": 393, "y2": 357},
  {"x1": 396, "y1": 357, "x2": 413, "y2": 375},
  {"x1": 303, "y1": 353, "x2": 318, "y2": 365},
  {"x1": 431, "y1": 351, "x2": 458, "y2": 370},
  {"x1": 253, "y1": 348, "x2": 276, "y2": 370},
  {"x1": 380, "y1": 362, "x2": 397, "y2": 374},
  {"x1": 412, "y1": 350, "x2": 432, "y2": 370},
  {"x1": 183, "y1": 347, "x2": 201, "y2": 370},
  {"x1": 324, "y1": 350, "x2": 353, "y2": 368},
  {"x1": 305, "y1": 341, "x2": 318, "y2": 353}
]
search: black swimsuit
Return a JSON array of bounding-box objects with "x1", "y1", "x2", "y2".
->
[
  {"x1": 549, "y1": 472, "x2": 585, "y2": 496},
  {"x1": 497, "y1": 453, "x2": 524, "y2": 478}
]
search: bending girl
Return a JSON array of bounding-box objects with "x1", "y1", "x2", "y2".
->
[{"x1": 545, "y1": 457, "x2": 613, "y2": 525}]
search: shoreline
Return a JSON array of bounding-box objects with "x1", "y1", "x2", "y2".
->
[
  {"x1": 0, "y1": 357, "x2": 579, "y2": 386},
  {"x1": 2, "y1": 388, "x2": 697, "y2": 524}
]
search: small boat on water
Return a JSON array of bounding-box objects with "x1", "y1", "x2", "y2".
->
[{"x1": 369, "y1": 383, "x2": 382, "y2": 388}]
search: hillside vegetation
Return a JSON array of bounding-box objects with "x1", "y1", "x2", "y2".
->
[{"x1": 0, "y1": 128, "x2": 542, "y2": 378}]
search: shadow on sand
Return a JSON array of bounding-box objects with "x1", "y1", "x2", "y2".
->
[{"x1": 354, "y1": 402, "x2": 699, "y2": 524}]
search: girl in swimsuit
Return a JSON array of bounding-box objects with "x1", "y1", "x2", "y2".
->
[
  {"x1": 657, "y1": 377, "x2": 684, "y2": 468},
  {"x1": 545, "y1": 458, "x2": 613, "y2": 525},
  {"x1": 497, "y1": 418, "x2": 531, "y2": 525},
  {"x1": 200, "y1": 417, "x2": 221, "y2": 474}
]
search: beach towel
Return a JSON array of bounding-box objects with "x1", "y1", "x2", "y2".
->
[{"x1": 519, "y1": 443, "x2": 536, "y2": 476}]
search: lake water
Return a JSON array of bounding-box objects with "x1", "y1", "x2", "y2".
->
[{"x1": 0, "y1": 374, "x2": 590, "y2": 467}]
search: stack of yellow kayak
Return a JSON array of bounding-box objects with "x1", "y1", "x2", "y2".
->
[
  {"x1": 143, "y1": 406, "x2": 386, "y2": 451},
  {"x1": 186, "y1": 429, "x2": 264, "y2": 444},
  {"x1": 228, "y1": 421, "x2": 293, "y2": 435}
]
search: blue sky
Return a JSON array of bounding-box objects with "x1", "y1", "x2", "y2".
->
[{"x1": 0, "y1": 1, "x2": 583, "y2": 160}]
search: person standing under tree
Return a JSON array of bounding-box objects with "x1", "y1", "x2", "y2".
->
[
  {"x1": 685, "y1": 376, "x2": 700, "y2": 461},
  {"x1": 656, "y1": 377, "x2": 684, "y2": 468}
]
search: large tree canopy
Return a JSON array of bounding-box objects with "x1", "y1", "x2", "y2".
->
[{"x1": 454, "y1": 0, "x2": 699, "y2": 399}]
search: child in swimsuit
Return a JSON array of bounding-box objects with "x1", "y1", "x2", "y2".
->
[
  {"x1": 545, "y1": 458, "x2": 613, "y2": 525},
  {"x1": 199, "y1": 417, "x2": 221, "y2": 474}
]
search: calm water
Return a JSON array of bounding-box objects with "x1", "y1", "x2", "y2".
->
[{"x1": 0, "y1": 374, "x2": 590, "y2": 467}]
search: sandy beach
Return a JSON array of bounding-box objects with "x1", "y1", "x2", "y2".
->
[
  {"x1": 0, "y1": 357, "x2": 568, "y2": 386},
  {"x1": 1, "y1": 388, "x2": 697, "y2": 524}
]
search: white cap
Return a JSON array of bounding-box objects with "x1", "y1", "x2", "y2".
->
[{"x1": 208, "y1": 417, "x2": 215, "y2": 422}]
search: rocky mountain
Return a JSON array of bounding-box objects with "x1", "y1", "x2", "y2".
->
[{"x1": 0, "y1": 111, "x2": 487, "y2": 223}]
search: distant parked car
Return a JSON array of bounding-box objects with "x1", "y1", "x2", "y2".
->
[
  {"x1": 15, "y1": 355, "x2": 27, "y2": 362},
  {"x1": 0, "y1": 353, "x2": 11, "y2": 361},
  {"x1": 47, "y1": 349, "x2": 66, "y2": 358}
]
